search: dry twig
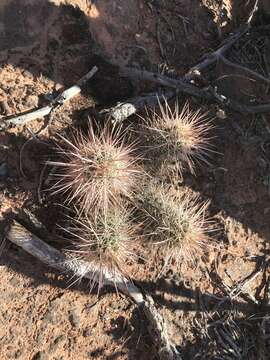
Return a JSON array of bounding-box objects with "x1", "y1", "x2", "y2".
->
[
  {"x1": 120, "y1": 67, "x2": 209, "y2": 99},
  {"x1": 219, "y1": 54, "x2": 270, "y2": 85},
  {"x1": 117, "y1": 18, "x2": 270, "y2": 120},
  {"x1": 120, "y1": 65, "x2": 270, "y2": 114},
  {"x1": 0, "y1": 66, "x2": 98, "y2": 131},
  {"x1": 184, "y1": 26, "x2": 250, "y2": 82},
  {"x1": 185, "y1": 0, "x2": 258, "y2": 81}
]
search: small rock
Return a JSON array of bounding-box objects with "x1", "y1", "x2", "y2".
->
[
  {"x1": 9, "y1": 276, "x2": 20, "y2": 287},
  {"x1": 49, "y1": 335, "x2": 65, "y2": 354},
  {"x1": 83, "y1": 328, "x2": 92, "y2": 337},
  {"x1": 32, "y1": 351, "x2": 48, "y2": 360},
  {"x1": 43, "y1": 308, "x2": 56, "y2": 324},
  {"x1": 0, "y1": 88, "x2": 6, "y2": 102},
  {"x1": 24, "y1": 95, "x2": 38, "y2": 109},
  {"x1": 69, "y1": 309, "x2": 80, "y2": 328},
  {"x1": 216, "y1": 108, "x2": 227, "y2": 119},
  {"x1": 14, "y1": 349, "x2": 22, "y2": 359},
  {"x1": 23, "y1": 70, "x2": 33, "y2": 79},
  {"x1": 36, "y1": 332, "x2": 44, "y2": 347},
  {"x1": 0, "y1": 100, "x2": 11, "y2": 115},
  {"x1": 55, "y1": 83, "x2": 64, "y2": 92}
]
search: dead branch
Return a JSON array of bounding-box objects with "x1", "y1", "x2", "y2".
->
[
  {"x1": 219, "y1": 55, "x2": 270, "y2": 85},
  {"x1": 210, "y1": 91, "x2": 270, "y2": 113},
  {"x1": 185, "y1": 0, "x2": 258, "y2": 82},
  {"x1": 142, "y1": 294, "x2": 181, "y2": 360},
  {"x1": 0, "y1": 66, "x2": 98, "y2": 131},
  {"x1": 121, "y1": 66, "x2": 270, "y2": 114},
  {"x1": 0, "y1": 106, "x2": 52, "y2": 130},
  {"x1": 6, "y1": 221, "x2": 182, "y2": 360},
  {"x1": 229, "y1": 261, "x2": 266, "y2": 300},
  {"x1": 120, "y1": 67, "x2": 210, "y2": 99},
  {"x1": 118, "y1": 19, "x2": 270, "y2": 117},
  {"x1": 184, "y1": 26, "x2": 249, "y2": 82}
]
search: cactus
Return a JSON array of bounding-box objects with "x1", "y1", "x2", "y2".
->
[
  {"x1": 139, "y1": 182, "x2": 211, "y2": 272},
  {"x1": 143, "y1": 99, "x2": 213, "y2": 178},
  {"x1": 63, "y1": 207, "x2": 138, "y2": 291},
  {"x1": 49, "y1": 122, "x2": 141, "y2": 214}
]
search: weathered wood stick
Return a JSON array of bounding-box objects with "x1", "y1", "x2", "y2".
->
[
  {"x1": 7, "y1": 221, "x2": 182, "y2": 360},
  {"x1": 186, "y1": 0, "x2": 258, "y2": 82},
  {"x1": 0, "y1": 106, "x2": 52, "y2": 130},
  {"x1": 120, "y1": 67, "x2": 210, "y2": 99},
  {"x1": 101, "y1": 26, "x2": 254, "y2": 124},
  {"x1": 219, "y1": 54, "x2": 270, "y2": 84},
  {"x1": 7, "y1": 221, "x2": 142, "y2": 303},
  {"x1": 120, "y1": 67, "x2": 270, "y2": 114},
  {"x1": 0, "y1": 66, "x2": 98, "y2": 131},
  {"x1": 184, "y1": 26, "x2": 249, "y2": 81}
]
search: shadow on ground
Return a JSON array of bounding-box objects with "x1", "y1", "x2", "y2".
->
[{"x1": 0, "y1": 0, "x2": 270, "y2": 359}]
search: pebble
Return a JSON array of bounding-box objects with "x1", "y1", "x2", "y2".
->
[
  {"x1": 9, "y1": 276, "x2": 21, "y2": 287},
  {"x1": 69, "y1": 309, "x2": 80, "y2": 328},
  {"x1": 43, "y1": 308, "x2": 56, "y2": 324},
  {"x1": 0, "y1": 100, "x2": 11, "y2": 115},
  {"x1": 83, "y1": 327, "x2": 92, "y2": 337},
  {"x1": 23, "y1": 95, "x2": 38, "y2": 109},
  {"x1": 14, "y1": 349, "x2": 22, "y2": 359},
  {"x1": 48, "y1": 335, "x2": 65, "y2": 354},
  {"x1": 32, "y1": 351, "x2": 48, "y2": 360}
]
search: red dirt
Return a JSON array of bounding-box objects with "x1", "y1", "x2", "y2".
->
[{"x1": 0, "y1": 0, "x2": 270, "y2": 359}]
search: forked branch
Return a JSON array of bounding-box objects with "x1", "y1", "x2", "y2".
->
[
  {"x1": 184, "y1": 26, "x2": 249, "y2": 82},
  {"x1": 118, "y1": 18, "x2": 270, "y2": 118},
  {"x1": 120, "y1": 64, "x2": 270, "y2": 115}
]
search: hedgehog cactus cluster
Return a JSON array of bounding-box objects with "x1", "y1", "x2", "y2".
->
[{"x1": 50, "y1": 99, "x2": 214, "y2": 289}]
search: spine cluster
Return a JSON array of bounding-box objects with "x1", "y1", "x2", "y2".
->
[{"x1": 49, "y1": 100, "x2": 215, "y2": 290}]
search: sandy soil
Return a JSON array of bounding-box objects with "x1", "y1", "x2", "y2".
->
[{"x1": 0, "y1": 0, "x2": 270, "y2": 359}]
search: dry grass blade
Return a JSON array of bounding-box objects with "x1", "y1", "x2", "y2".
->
[
  {"x1": 139, "y1": 182, "x2": 212, "y2": 273},
  {"x1": 48, "y1": 121, "x2": 141, "y2": 214},
  {"x1": 142, "y1": 99, "x2": 214, "y2": 178},
  {"x1": 208, "y1": 315, "x2": 257, "y2": 359}
]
